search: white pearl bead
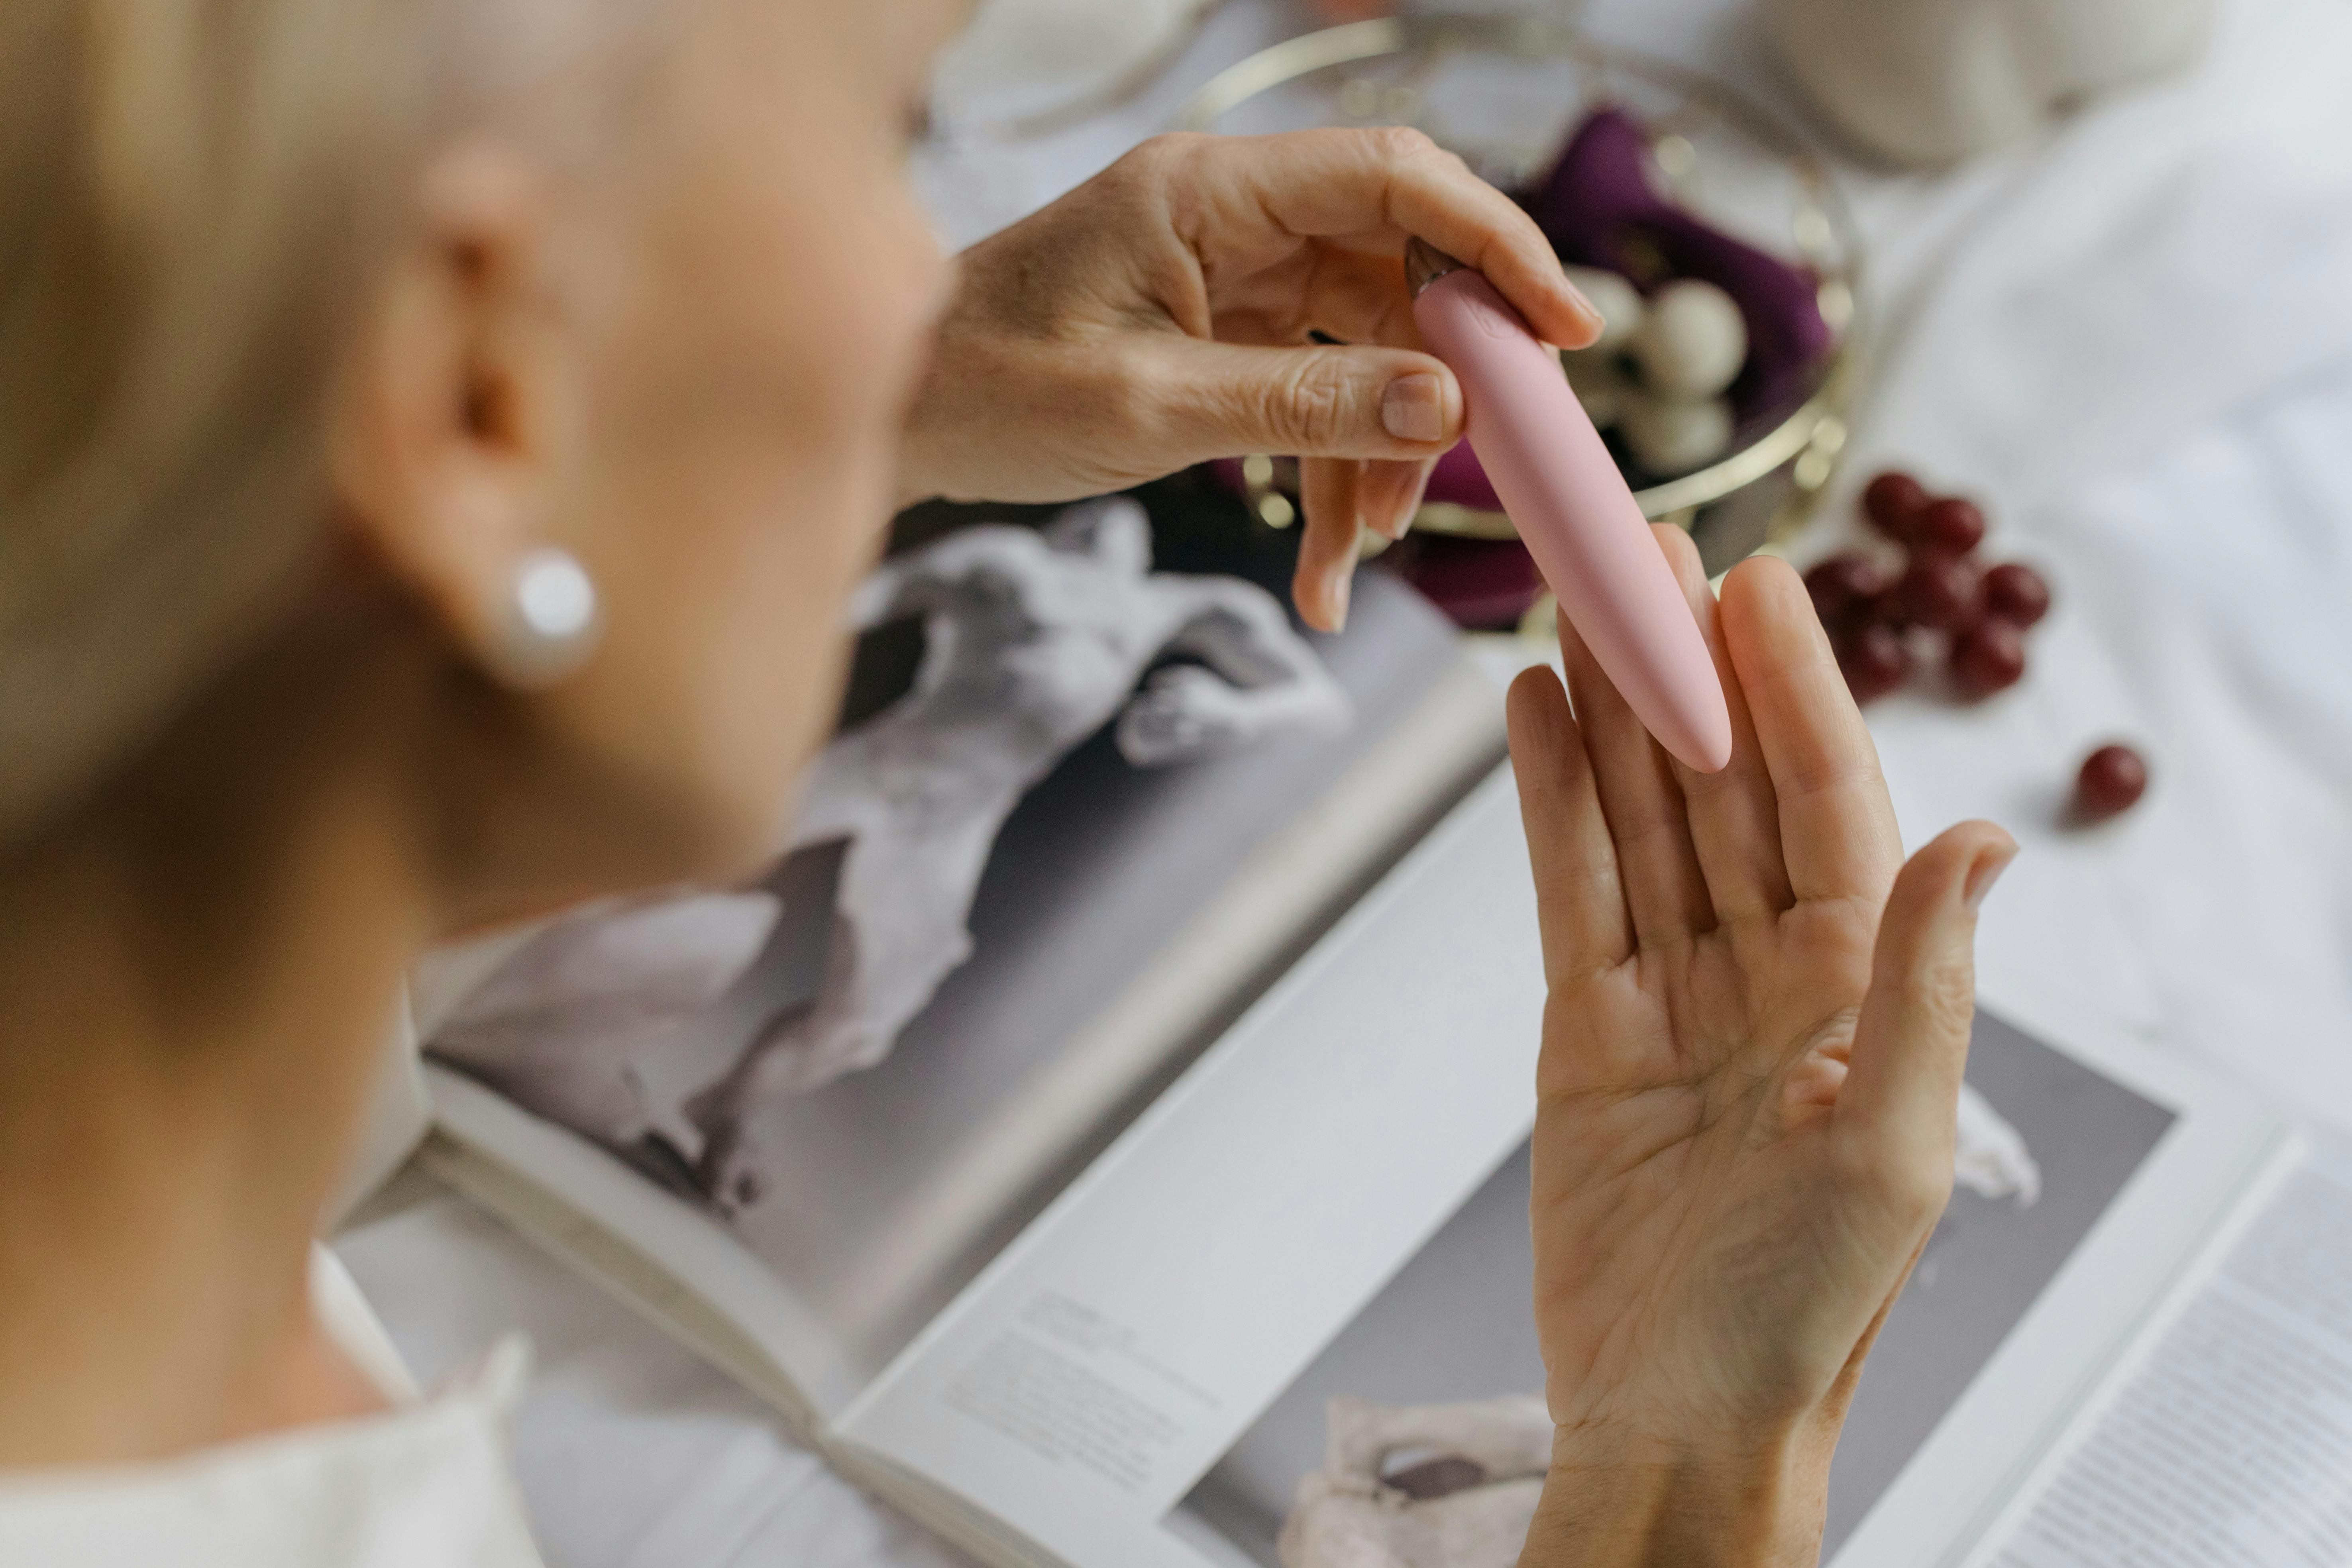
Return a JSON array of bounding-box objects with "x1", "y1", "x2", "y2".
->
[
  {"x1": 1561, "y1": 265, "x2": 1645, "y2": 354},
  {"x1": 1620, "y1": 394, "x2": 1734, "y2": 475},
  {"x1": 1630, "y1": 278, "x2": 1748, "y2": 400}
]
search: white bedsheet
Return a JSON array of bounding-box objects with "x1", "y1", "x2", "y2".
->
[
  {"x1": 340, "y1": 0, "x2": 2352, "y2": 1562},
  {"x1": 1809, "y1": 0, "x2": 2352, "y2": 1117}
]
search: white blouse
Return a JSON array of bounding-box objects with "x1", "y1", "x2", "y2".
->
[{"x1": 0, "y1": 1249, "x2": 546, "y2": 1567}]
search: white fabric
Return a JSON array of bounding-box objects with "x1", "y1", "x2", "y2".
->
[
  {"x1": 0, "y1": 1250, "x2": 543, "y2": 1568},
  {"x1": 1788, "y1": 0, "x2": 2352, "y2": 1123},
  {"x1": 348, "y1": 2, "x2": 2352, "y2": 1566},
  {"x1": 1868, "y1": 359, "x2": 2352, "y2": 1115}
]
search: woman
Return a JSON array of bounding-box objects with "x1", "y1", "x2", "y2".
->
[{"x1": 0, "y1": 0, "x2": 2012, "y2": 1562}]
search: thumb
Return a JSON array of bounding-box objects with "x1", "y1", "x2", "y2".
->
[
  {"x1": 1139, "y1": 337, "x2": 1466, "y2": 462},
  {"x1": 1835, "y1": 822, "x2": 2018, "y2": 1199}
]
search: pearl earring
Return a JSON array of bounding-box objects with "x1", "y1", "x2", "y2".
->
[{"x1": 495, "y1": 547, "x2": 602, "y2": 689}]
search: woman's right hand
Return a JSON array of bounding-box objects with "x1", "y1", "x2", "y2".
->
[
  {"x1": 896, "y1": 128, "x2": 1604, "y2": 632},
  {"x1": 1506, "y1": 532, "x2": 2016, "y2": 1566}
]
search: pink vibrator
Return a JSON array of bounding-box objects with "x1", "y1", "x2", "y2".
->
[{"x1": 1407, "y1": 239, "x2": 1733, "y2": 773}]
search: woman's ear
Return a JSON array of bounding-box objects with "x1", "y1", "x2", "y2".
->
[{"x1": 330, "y1": 141, "x2": 587, "y2": 682}]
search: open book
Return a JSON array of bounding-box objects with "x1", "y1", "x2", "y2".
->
[{"x1": 413, "y1": 548, "x2": 2340, "y2": 1568}]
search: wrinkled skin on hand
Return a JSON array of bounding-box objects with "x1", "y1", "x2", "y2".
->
[
  {"x1": 1507, "y1": 530, "x2": 2014, "y2": 1567},
  {"x1": 896, "y1": 128, "x2": 1604, "y2": 632}
]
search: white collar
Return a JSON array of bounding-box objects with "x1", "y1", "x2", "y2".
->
[{"x1": 0, "y1": 1249, "x2": 546, "y2": 1567}]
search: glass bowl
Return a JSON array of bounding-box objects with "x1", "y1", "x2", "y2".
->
[{"x1": 1179, "y1": 16, "x2": 1864, "y2": 586}]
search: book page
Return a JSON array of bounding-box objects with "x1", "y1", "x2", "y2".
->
[
  {"x1": 1832, "y1": 1026, "x2": 2286, "y2": 1568},
  {"x1": 415, "y1": 528, "x2": 1502, "y2": 1410},
  {"x1": 422, "y1": 1074, "x2": 864, "y2": 1420},
  {"x1": 832, "y1": 765, "x2": 1547, "y2": 1568},
  {"x1": 1173, "y1": 1010, "x2": 2231, "y2": 1568},
  {"x1": 1977, "y1": 1161, "x2": 2352, "y2": 1568},
  {"x1": 833, "y1": 905, "x2": 2284, "y2": 1568}
]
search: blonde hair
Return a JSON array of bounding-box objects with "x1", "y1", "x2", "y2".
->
[{"x1": 0, "y1": 0, "x2": 661, "y2": 843}]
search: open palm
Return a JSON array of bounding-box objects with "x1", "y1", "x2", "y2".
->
[{"x1": 1507, "y1": 530, "x2": 2012, "y2": 1554}]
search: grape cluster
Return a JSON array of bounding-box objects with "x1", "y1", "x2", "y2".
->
[
  {"x1": 1807, "y1": 471, "x2": 2152, "y2": 824},
  {"x1": 1805, "y1": 471, "x2": 2051, "y2": 706}
]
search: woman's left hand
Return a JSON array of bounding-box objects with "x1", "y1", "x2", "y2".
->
[
  {"x1": 895, "y1": 129, "x2": 1603, "y2": 631},
  {"x1": 1507, "y1": 533, "x2": 2014, "y2": 1565}
]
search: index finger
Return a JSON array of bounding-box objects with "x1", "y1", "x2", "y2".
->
[
  {"x1": 1718, "y1": 557, "x2": 1903, "y2": 906},
  {"x1": 1161, "y1": 128, "x2": 1604, "y2": 352}
]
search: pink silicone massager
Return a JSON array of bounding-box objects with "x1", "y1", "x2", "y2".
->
[{"x1": 1408, "y1": 239, "x2": 1733, "y2": 773}]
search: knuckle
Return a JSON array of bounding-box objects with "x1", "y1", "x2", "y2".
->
[
  {"x1": 1118, "y1": 132, "x2": 1201, "y2": 186},
  {"x1": 1271, "y1": 357, "x2": 1352, "y2": 449},
  {"x1": 1909, "y1": 949, "x2": 1978, "y2": 1039},
  {"x1": 1367, "y1": 124, "x2": 1439, "y2": 165}
]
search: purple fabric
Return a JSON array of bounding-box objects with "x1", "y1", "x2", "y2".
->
[
  {"x1": 1522, "y1": 108, "x2": 1832, "y2": 429},
  {"x1": 1427, "y1": 439, "x2": 1503, "y2": 512},
  {"x1": 1383, "y1": 538, "x2": 1546, "y2": 630}
]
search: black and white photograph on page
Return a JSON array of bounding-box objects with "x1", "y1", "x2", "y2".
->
[
  {"x1": 1176, "y1": 1011, "x2": 2178, "y2": 1568},
  {"x1": 424, "y1": 475, "x2": 1492, "y2": 1370}
]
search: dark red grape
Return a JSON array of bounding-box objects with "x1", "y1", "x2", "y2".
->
[
  {"x1": 1984, "y1": 562, "x2": 2052, "y2": 627},
  {"x1": 2071, "y1": 744, "x2": 2148, "y2": 822},
  {"x1": 1913, "y1": 497, "x2": 1987, "y2": 557},
  {"x1": 1837, "y1": 622, "x2": 1912, "y2": 705},
  {"x1": 1805, "y1": 553, "x2": 1891, "y2": 633},
  {"x1": 1899, "y1": 554, "x2": 1985, "y2": 632},
  {"x1": 1950, "y1": 619, "x2": 2026, "y2": 699},
  {"x1": 1863, "y1": 471, "x2": 1929, "y2": 540}
]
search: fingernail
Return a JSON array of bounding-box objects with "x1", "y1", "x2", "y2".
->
[
  {"x1": 1381, "y1": 374, "x2": 1447, "y2": 443},
  {"x1": 1963, "y1": 842, "x2": 2018, "y2": 910}
]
